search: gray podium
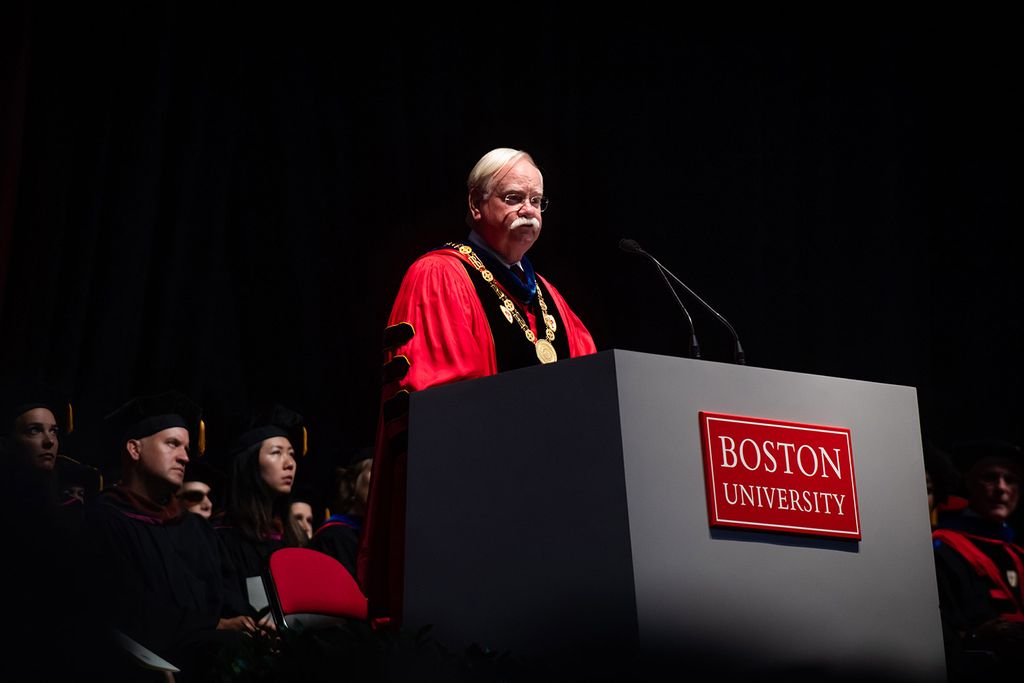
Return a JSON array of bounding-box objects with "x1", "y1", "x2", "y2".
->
[{"x1": 403, "y1": 349, "x2": 946, "y2": 681}]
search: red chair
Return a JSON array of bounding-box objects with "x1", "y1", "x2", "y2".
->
[{"x1": 263, "y1": 547, "x2": 368, "y2": 630}]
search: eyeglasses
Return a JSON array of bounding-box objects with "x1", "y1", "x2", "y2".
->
[
  {"x1": 178, "y1": 490, "x2": 211, "y2": 504},
  {"x1": 499, "y1": 192, "x2": 549, "y2": 213}
]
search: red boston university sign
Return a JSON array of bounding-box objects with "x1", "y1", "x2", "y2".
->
[{"x1": 699, "y1": 411, "x2": 861, "y2": 540}]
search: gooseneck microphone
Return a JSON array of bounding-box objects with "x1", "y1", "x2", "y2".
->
[
  {"x1": 619, "y1": 239, "x2": 700, "y2": 359},
  {"x1": 619, "y1": 238, "x2": 746, "y2": 364}
]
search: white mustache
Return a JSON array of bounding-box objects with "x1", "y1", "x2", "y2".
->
[{"x1": 511, "y1": 217, "x2": 540, "y2": 229}]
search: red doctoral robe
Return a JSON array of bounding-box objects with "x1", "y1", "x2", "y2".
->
[{"x1": 358, "y1": 245, "x2": 596, "y2": 622}]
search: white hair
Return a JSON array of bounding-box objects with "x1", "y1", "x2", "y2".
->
[{"x1": 466, "y1": 148, "x2": 541, "y2": 199}]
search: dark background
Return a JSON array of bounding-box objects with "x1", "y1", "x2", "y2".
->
[{"x1": 2, "y1": 8, "x2": 1019, "y2": 487}]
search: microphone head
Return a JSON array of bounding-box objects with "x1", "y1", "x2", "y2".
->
[{"x1": 618, "y1": 238, "x2": 645, "y2": 254}]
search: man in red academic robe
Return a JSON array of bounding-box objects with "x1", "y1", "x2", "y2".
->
[
  {"x1": 933, "y1": 439, "x2": 1024, "y2": 676},
  {"x1": 359, "y1": 148, "x2": 596, "y2": 623}
]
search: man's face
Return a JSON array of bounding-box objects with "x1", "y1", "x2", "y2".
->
[
  {"x1": 178, "y1": 481, "x2": 213, "y2": 518},
  {"x1": 130, "y1": 427, "x2": 190, "y2": 490},
  {"x1": 470, "y1": 158, "x2": 544, "y2": 264},
  {"x1": 12, "y1": 407, "x2": 59, "y2": 471},
  {"x1": 966, "y1": 458, "x2": 1021, "y2": 523}
]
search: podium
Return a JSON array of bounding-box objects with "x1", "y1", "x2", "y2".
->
[{"x1": 403, "y1": 350, "x2": 946, "y2": 681}]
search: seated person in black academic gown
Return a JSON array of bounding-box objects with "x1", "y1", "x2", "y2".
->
[
  {"x1": 2, "y1": 388, "x2": 99, "y2": 541},
  {"x1": 1, "y1": 388, "x2": 90, "y2": 563},
  {"x1": 2, "y1": 386, "x2": 100, "y2": 678},
  {"x1": 309, "y1": 453, "x2": 372, "y2": 579},
  {"x1": 212, "y1": 404, "x2": 305, "y2": 619},
  {"x1": 84, "y1": 392, "x2": 256, "y2": 677},
  {"x1": 177, "y1": 458, "x2": 223, "y2": 521},
  {"x1": 2, "y1": 390, "x2": 65, "y2": 526},
  {"x1": 932, "y1": 438, "x2": 1024, "y2": 676}
]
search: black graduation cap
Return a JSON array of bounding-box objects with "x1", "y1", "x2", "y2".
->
[
  {"x1": 183, "y1": 456, "x2": 225, "y2": 488},
  {"x1": 226, "y1": 404, "x2": 307, "y2": 459},
  {"x1": 178, "y1": 455, "x2": 226, "y2": 512},
  {"x1": 289, "y1": 473, "x2": 326, "y2": 527},
  {"x1": 950, "y1": 438, "x2": 1023, "y2": 475},
  {"x1": 0, "y1": 377, "x2": 74, "y2": 435},
  {"x1": 922, "y1": 439, "x2": 961, "y2": 502},
  {"x1": 103, "y1": 391, "x2": 204, "y2": 453},
  {"x1": 55, "y1": 454, "x2": 103, "y2": 498}
]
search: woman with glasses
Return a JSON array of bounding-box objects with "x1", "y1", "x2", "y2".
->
[
  {"x1": 178, "y1": 479, "x2": 214, "y2": 519},
  {"x1": 176, "y1": 457, "x2": 222, "y2": 520}
]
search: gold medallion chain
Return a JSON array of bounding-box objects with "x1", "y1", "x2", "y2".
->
[{"x1": 448, "y1": 243, "x2": 558, "y2": 364}]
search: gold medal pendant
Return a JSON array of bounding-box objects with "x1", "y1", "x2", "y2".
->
[{"x1": 535, "y1": 339, "x2": 558, "y2": 364}]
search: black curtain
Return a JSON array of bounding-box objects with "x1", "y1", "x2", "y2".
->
[{"x1": 2, "y1": 8, "x2": 1020, "y2": 475}]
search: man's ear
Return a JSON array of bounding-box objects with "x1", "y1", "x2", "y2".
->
[
  {"x1": 468, "y1": 190, "x2": 482, "y2": 221},
  {"x1": 126, "y1": 439, "x2": 143, "y2": 462}
]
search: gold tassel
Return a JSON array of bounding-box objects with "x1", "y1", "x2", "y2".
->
[
  {"x1": 67, "y1": 402, "x2": 75, "y2": 434},
  {"x1": 302, "y1": 426, "x2": 308, "y2": 456},
  {"x1": 199, "y1": 419, "x2": 206, "y2": 456}
]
